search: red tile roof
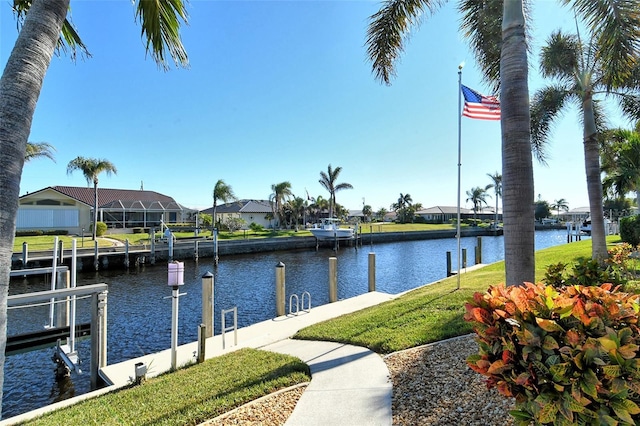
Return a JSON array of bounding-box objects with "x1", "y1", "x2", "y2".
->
[{"x1": 25, "y1": 186, "x2": 187, "y2": 210}]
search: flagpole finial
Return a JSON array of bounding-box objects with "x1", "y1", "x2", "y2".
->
[{"x1": 458, "y1": 61, "x2": 465, "y2": 71}]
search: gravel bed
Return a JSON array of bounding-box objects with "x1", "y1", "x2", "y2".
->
[
  {"x1": 201, "y1": 334, "x2": 516, "y2": 425},
  {"x1": 384, "y1": 334, "x2": 515, "y2": 425},
  {"x1": 200, "y1": 384, "x2": 307, "y2": 426}
]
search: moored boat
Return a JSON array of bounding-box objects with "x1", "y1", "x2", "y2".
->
[{"x1": 309, "y1": 218, "x2": 355, "y2": 240}]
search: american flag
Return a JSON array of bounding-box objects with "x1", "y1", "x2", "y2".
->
[{"x1": 461, "y1": 85, "x2": 501, "y2": 120}]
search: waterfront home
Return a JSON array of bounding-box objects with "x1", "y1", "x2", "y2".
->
[
  {"x1": 17, "y1": 186, "x2": 194, "y2": 235},
  {"x1": 200, "y1": 199, "x2": 274, "y2": 229}
]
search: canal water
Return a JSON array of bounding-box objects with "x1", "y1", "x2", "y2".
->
[{"x1": 3, "y1": 229, "x2": 575, "y2": 419}]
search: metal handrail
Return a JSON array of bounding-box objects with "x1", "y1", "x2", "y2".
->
[
  {"x1": 301, "y1": 291, "x2": 311, "y2": 313},
  {"x1": 288, "y1": 294, "x2": 299, "y2": 315},
  {"x1": 288, "y1": 292, "x2": 311, "y2": 315},
  {"x1": 221, "y1": 307, "x2": 238, "y2": 349}
]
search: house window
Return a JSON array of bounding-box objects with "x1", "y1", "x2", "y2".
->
[{"x1": 36, "y1": 199, "x2": 62, "y2": 206}]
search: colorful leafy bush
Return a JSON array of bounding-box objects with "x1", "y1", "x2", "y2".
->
[{"x1": 465, "y1": 282, "x2": 640, "y2": 425}]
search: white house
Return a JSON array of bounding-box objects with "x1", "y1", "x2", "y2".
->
[
  {"x1": 17, "y1": 186, "x2": 193, "y2": 234},
  {"x1": 201, "y1": 200, "x2": 274, "y2": 229}
]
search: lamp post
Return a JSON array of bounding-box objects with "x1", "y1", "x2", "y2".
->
[{"x1": 167, "y1": 261, "x2": 185, "y2": 370}]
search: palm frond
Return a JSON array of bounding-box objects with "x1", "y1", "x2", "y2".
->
[
  {"x1": 566, "y1": 0, "x2": 640, "y2": 89},
  {"x1": 458, "y1": 0, "x2": 504, "y2": 93},
  {"x1": 620, "y1": 93, "x2": 640, "y2": 122},
  {"x1": 539, "y1": 31, "x2": 580, "y2": 82},
  {"x1": 58, "y1": 17, "x2": 91, "y2": 60},
  {"x1": 366, "y1": 0, "x2": 445, "y2": 85},
  {"x1": 529, "y1": 85, "x2": 572, "y2": 165},
  {"x1": 12, "y1": 0, "x2": 90, "y2": 60},
  {"x1": 135, "y1": 0, "x2": 190, "y2": 70},
  {"x1": 25, "y1": 142, "x2": 56, "y2": 163}
]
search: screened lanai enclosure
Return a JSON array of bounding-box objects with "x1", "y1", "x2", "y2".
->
[
  {"x1": 99, "y1": 199, "x2": 190, "y2": 228},
  {"x1": 17, "y1": 186, "x2": 195, "y2": 234}
]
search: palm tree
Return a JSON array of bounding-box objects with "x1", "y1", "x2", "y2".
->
[
  {"x1": 24, "y1": 142, "x2": 55, "y2": 162},
  {"x1": 286, "y1": 197, "x2": 306, "y2": 230},
  {"x1": 0, "y1": 1, "x2": 188, "y2": 407},
  {"x1": 366, "y1": 0, "x2": 533, "y2": 285},
  {"x1": 212, "y1": 179, "x2": 237, "y2": 228},
  {"x1": 486, "y1": 172, "x2": 502, "y2": 228},
  {"x1": 530, "y1": 26, "x2": 640, "y2": 262},
  {"x1": 376, "y1": 207, "x2": 388, "y2": 222},
  {"x1": 601, "y1": 127, "x2": 640, "y2": 208},
  {"x1": 67, "y1": 157, "x2": 117, "y2": 240},
  {"x1": 391, "y1": 193, "x2": 413, "y2": 223},
  {"x1": 362, "y1": 204, "x2": 373, "y2": 223},
  {"x1": 550, "y1": 198, "x2": 569, "y2": 219},
  {"x1": 319, "y1": 164, "x2": 353, "y2": 219},
  {"x1": 269, "y1": 182, "x2": 293, "y2": 229},
  {"x1": 466, "y1": 186, "x2": 491, "y2": 221},
  {"x1": 365, "y1": 1, "x2": 634, "y2": 283}
]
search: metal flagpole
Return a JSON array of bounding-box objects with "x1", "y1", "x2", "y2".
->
[{"x1": 456, "y1": 63, "x2": 464, "y2": 289}]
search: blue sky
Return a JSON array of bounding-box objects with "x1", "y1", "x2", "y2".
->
[{"x1": 1, "y1": 1, "x2": 633, "y2": 213}]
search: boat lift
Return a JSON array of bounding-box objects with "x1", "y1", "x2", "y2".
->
[{"x1": 8, "y1": 238, "x2": 108, "y2": 387}]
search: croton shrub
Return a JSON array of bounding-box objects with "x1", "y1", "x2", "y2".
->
[{"x1": 465, "y1": 282, "x2": 640, "y2": 425}]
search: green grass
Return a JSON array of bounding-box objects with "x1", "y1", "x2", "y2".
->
[
  {"x1": 13, "y1": 235, "x2": 115, "y2": 252},
  {"x1": 22, "y1": 349, "x2": 310, "y2": 426},
  {"x1": 293, "y1": 235, "x2": 622, "y2": 353}
]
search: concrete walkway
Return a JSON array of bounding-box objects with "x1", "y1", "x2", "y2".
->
[{"x1": 265, "y1": 339, "x2": 392, "y2": 426}]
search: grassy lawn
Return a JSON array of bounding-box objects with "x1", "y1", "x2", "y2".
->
[
  {"x1": 22, "y1": 349, "x2": 310, "y2": 426},
  {"x1": 13, "y1": 235, "x2": 115, "y2": 252}
]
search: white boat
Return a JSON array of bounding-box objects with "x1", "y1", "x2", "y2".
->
[
  {"x1": 581, "y1": 218, "x2": 592, "y2": 235},
  {"x1": 309, "y1": 218, "x2": 355, "y2": 240}
]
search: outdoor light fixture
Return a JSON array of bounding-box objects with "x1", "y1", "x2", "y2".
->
[{"x1": 167, "y1": 261, "x2": 186, "y2": 370}]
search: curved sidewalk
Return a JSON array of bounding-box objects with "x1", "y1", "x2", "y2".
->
[{"x1": 264, "y1": 339, "x2": 392, "y2": 426}]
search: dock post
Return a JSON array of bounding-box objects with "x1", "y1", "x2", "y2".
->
[
  {"x1": 90, "y1": 290, "x2": 108, "y2": 388},
  {"x1": 446, "y1": 251, "x2": 452, "y2": 277},
  {"x1": 329, "y1": 257, "x2": 338, "y2": 302},
  {"x1": 202, "y1": 272, "x2": 214, "y2": 338},
  {"x1": 58, "y1": 240, "x2": 64, "y2": 265},
  {"x1": 93, "y1": 239, "x2": 99, "y2": 271},
  {"x1": 150, "y1": 228, "x2": 156, "y2": 265},
  {"x1": 462, "y1": 248, "x2": 467, "y2": 269},
  {"x1": 275, "y1": 262, "x2": 285, "y2": 317},
  {"x1": 124, "y1": 239, "x2": 130, "y2": 268},
  {"x1": 476, "y1": 237, "x2": 483, "y2": 264},
  {"x1": 368, "y1": 252, "x2": 376, "y2": 292},
  {"x1": 22, "y1": 242, "x2": 28, "y2": 267},
  {"x1": 194, "y1": 240, "x2": 199, "y2": 261}
]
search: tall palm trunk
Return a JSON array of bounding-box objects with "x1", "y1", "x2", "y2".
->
[
  {"x1": 213, "y1": 199, "x2": 217, "y2": 230},
  {"x1": 93, "y1": 180, "x2": 99, "y2": 239},
  {"x1": 583, "y1": 94, "x2": 607, "y2": 261},
  {"x1": 0, "y1": 0, "x2": 70, "y2": 411},
  {"x1": 501, "y1": 0, "x2": 535, "y2": 286}
]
